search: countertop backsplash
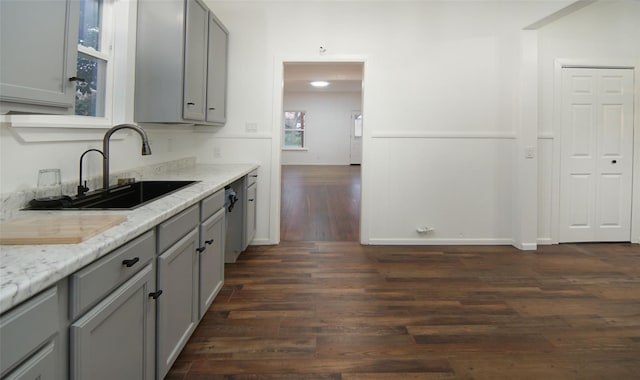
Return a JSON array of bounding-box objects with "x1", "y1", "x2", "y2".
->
[{"x1": 0, "y1": 157, "x2": 197, "y2": 221}]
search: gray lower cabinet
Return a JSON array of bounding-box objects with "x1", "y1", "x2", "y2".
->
[
  {"x1": 69, "y1": 230, "x2": 157, "y2": 380},
  {"x1": 199, "y1": 207, "x2": 225, "y2": 319},
  {"x1": 0, "y1": 0, "x2": 79, "y2": 114},
  {"x1": 244, "y1": 180, "x2": 257, "y2": 250},
  {"x1": 70, "y1": 264, "x2": 156, "y2": 380},
  {"x1": 0, "y1": 286, "x2": 66, "y2": 380},
  {"x1": 156, "y1": 206, "x2": 200, "y2": 379}
]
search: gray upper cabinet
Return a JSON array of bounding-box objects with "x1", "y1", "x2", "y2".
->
[
  {"x1": 135, "y1": 0, "x2": 228, "y2": 125},
  {"x1": 183, "y1": 0, "x2": 208, "y2": 121},
  {"x1": 206, "y1": 13, "x2": 228, "y2": 124},
  {"x1": 0, "y1": 0, "x2": 79, "y2": 114}
]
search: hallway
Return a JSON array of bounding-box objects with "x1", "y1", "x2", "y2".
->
[{"x1": 280, "y1": 165, "x2": 360, "y2": 242}]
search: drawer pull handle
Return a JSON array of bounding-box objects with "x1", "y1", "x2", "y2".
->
[
  {"x1": 248, "y1": 198, "x2": 255, "y2": 202},
  {"x1": 196, "y1": 247, "x2": 206, "y2": 253},
  {"x1": 149, "y1": 290, "x2": 163, "y2": 300},
  {"x1": 205, "y1": 239, "x2": 214, "y2": 245},
  {"x1": 250, "y1": 175, "x2": 258, "y2": 178},
  {"x1": 122, "y1": 257, "x2": 140, "y2": 267}
]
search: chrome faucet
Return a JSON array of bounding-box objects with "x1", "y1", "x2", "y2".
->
[{"x1": 102, "y1": 123, "x2": 152, "y2": 190}]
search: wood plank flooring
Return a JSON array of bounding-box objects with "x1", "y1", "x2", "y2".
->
[
  {"x1": 167, "y1": 165, "x2": 640, "y2": 379},
  {"x1": 281, "y1": 165, "x2": 360, "y2": 242}
]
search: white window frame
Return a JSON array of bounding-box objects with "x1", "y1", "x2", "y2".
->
[
  {"x1": 282, "y1": 110, "x2": 307, "y2": 151},
  {"x1": 1, "y1": 0, "x2": 135, "y2": 136},
  {"x1": 76, "y1": 0, "x2": 114, "y2": 119}
]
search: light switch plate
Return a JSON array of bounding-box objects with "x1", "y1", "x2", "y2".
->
[{"x1": 525, "y1": 147, "x2": 535, "y2": 159}]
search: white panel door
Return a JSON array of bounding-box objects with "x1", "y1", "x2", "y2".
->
[
  {"x1": 559, "y1": 68, "x2": 634, "y2": 242},
  {"x1": 350, "y1": 111, "x2": 363, "y2": 165}
]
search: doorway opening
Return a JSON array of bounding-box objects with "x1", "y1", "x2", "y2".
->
[{"x1": 279, "y1": 61, "x2": 364, "y2": 242}]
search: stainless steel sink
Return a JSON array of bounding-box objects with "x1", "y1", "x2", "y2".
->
[{"x1": 26, "y1": 180, "x2": 199, "y2": 210}]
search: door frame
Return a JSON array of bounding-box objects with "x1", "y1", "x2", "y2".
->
[
  {"x1": 271, "y1": 55, "x2": 368, "y2": 244},
  {"x1": 551, "y1": 59, "x2": 640, "y2": 244}
]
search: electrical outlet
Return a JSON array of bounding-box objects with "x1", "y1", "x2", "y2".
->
[{"x1": 245, "y1": 122, "x2": 258, "y2": 132}]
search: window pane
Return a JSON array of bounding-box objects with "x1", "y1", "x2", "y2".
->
[
  {"x1": 75, "y1": 52, "x2": 106, "y2": 117},
  {"x1": 78, "y1": 0, "x2": 102, "y2": 50},
  {"x1": 284, "y1": 111, "x2": 304, "y2": 130},
  {"x1": 284, "y1": 131, "x2": 304, "y2": 148}
]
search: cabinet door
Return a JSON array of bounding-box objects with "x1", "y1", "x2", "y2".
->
[
  {"x1": 0, "y1": 0, "x2": 79, "y2": 113},
  {"x1": 70, "y1": 264, "x2": 156, "y2": 380},
  {"x1": 244, "y1": 183, "x2": 257, "y2": 250},
  {"x1": 199, "y1": 208, "x2": 225, "y2": 319},
  {"x1": 206, "y1": 14, "x2": 228, "y2": 124},
  {"x1": 157, "y1": 228, "x2": 199, "y2": 379},
  {"x1": 183, "y1": 0, "x2": 209, "y2": 121}
]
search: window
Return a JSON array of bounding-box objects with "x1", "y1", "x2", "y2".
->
[
  {"x1": 284, "y1": 111, "x2": 306, "y2": 149},
  {"x1": 75, "y1": 0, "x2": 112, "y2": 117}
]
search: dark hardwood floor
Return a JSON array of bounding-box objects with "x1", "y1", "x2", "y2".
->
[
  {"x1": 167, "y1": 166, "x2": 640, "y2": 379},
  {"x1": 281, "y1": 165, "x2": 361, "y2": 242}
]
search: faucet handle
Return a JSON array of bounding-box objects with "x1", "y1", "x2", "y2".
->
[{"x1": 77, "y1": 181, "x2": 90, "y2": 197}]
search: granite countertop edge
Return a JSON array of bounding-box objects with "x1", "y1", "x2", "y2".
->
[{"x1": 0, "y1": 163, "x2": 259, "y2": 313}]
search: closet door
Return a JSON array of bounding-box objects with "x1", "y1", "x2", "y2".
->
[{"x1": 559, "y1": 68, "x2": 634, "y2": 242}]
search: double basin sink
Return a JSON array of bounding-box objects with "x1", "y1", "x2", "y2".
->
[{"x1": 27, "y1": 181, "x2": 198, "y2": 210}]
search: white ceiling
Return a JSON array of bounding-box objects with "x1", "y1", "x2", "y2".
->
[{"x1": 283, "y1": 62, "x2": 363, "y2": 93}]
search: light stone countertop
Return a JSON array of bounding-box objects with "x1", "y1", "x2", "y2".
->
[{"x1": 0, "y1": 163, "x2": 259, "y2": 313}]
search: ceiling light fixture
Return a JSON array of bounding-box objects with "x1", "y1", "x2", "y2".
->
[{"x1": 310, "y1": 80, "x2": 330, "y2": 87}]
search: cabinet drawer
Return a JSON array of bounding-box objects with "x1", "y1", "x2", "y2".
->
[
  {"x1": 0, "y1": 287, "x2": 58, "y2": 377},
  {"x1": 157, "y1": 204, "x2": 199, "y2": 253},
  {"x1": 200, "y1": 188, "x2": 224, "y2": 221},
  {"x1": 246, "y1": 170, "x2": 258, "y2": 187},
  {"x1": 69, "y1": 230, "x2": 155, "y2": 320},
  {"x1": 3, "y1": 341, "x2": 57, "y2": 380}
]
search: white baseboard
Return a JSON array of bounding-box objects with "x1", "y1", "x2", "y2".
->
[
  {"x1": 537, "y1": 238, "x2": 554, "y2": 245},
  {"x1": 248, "y1": 238, "x2": 276, "y2": 246},
  {"x1": 366, "y1": 238, "x2": 514, "y2": 246},
  {"x1": 513, "y1": 242, "x2": 537, "y2": 251}
]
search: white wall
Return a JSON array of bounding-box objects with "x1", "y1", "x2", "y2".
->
[
  {"x1": 537, "y1": 0, "x2": 640, "y2": 244},
  {"x1": 204, "y1": 0, "x2": 573, "y2": 246},
  {"x1": 282, "y1": 91, "x2": 361, "y2": 165},
  {"x1": 9, "y1": 1, "x2": 622, "y2": 248},
  {"x1": 0, "y1": 124, "x2": 202, "y2": 194}
]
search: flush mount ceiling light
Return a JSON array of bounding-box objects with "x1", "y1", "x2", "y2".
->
[{"x1": 310, "y1": 80, "x2": 330, "y2": 87}]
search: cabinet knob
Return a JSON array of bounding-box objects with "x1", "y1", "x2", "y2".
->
[
  {"x1": 612, "y1": 160, "x2": 617, "y2": 164},
  {"x1": 148, "y1": 290, "x2": 163, "y2": 300},
  {"x1": 196, "y1": 246, "x2": 206, "y2": 253},
  {"x1": 122, "y1": 257, "x2": 140, "y2": 267},
  {"x1": 205, "y1": 239, "x2": 214, "y2": 245}
]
